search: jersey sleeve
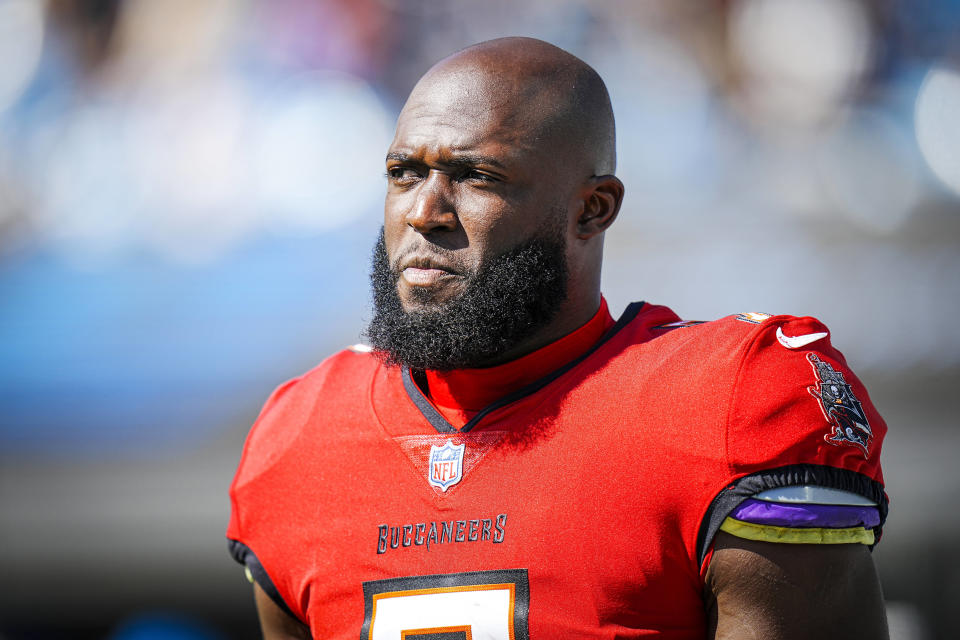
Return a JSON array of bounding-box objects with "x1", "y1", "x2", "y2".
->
[
  {"x1": 696, "y1": 315, "x2": 888, "y2": 564},
  {"x1": 226, "y1": 375, "x2": 309, "y2": 623}
]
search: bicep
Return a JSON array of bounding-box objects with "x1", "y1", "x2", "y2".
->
[
  {"x1": 704, "y1": 531, "x2": 888, "y2": 640},
  {"x1": 253, "y1": 582, "x2": 312, "y2": 640}
]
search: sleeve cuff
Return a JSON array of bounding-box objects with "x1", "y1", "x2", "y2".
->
[
  {"x1": 227, "y1": 538, "x2": 301, "y2": 622},
  {"x1": 697, "y1": 464, "x2": 888, "y2": 564}
]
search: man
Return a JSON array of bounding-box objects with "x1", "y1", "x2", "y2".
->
[{"x1": 227, "y1": 37, "x2": 889, "y2": 639}]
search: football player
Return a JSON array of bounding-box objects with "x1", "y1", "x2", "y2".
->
[{"x1": 228, "y1": 37, "x2": 888, "y2": 639}]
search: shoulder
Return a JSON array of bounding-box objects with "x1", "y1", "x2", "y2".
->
[
  {"x1": 605, "y1": 304, "x2": 888, "y2": 568},
  {"x1": 226, "y1": 346, "x2": 380, "y2": 627},
  {"x1": 289, "y1": 343, "x2": 381, "y2": 394},
  {"x1": 619, "y1": 306, "x2": 838, "y2": 385},
  {"x1": 665, "y1": 308, "x2": 886, "y2": 475},
  {"x1": 644, "y1": 308, "x2": 820, "y2": 350},
  {"x1": 688, "y1": 312, "x2": 888, "y2": 563},
  {"x1": 623, "y1": 305, "x2": 887, "y2": 470},
  {"x1": 267, "y1": 344, "x2": 380, "y2": 411},
  {"x1": 230, "y1": 345, "x2": 381, "y2": 490},
  {"x1": 623, "y1": 304, "x2": 779, "y2": 353},
  {"x1": 257, "y1": 344, "x2": 379, "y2": 429},
  {"x1": 634, "y1": 306, "x2": 856, "y2": 380},
  {"x1": 713, "y1": 311, "x2": 886, "y2": 467}
]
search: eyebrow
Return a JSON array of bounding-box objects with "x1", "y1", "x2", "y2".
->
[{"x1": 385, "y1": 151, "x2": 507, "y2": 171}]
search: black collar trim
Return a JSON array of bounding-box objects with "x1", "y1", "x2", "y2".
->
[{"x1": 402, "y1": 301, "x2": 647, "y2": 434}]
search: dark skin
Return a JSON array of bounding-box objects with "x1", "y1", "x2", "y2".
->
[
  {"x1": 253, "y1": 38, "x2": 889, "y2": 639},
  {"x1": 381, "y1": 40, "x2": 622, "y2": 365},
  {"x1": 253, "y1": 583, "x2": 310, "y2": 640},
  {"x1": 706, "y1": 532, "x2": 888, "y2": 638}
]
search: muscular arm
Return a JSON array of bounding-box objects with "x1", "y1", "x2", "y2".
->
[
  {"x1": 253, "y1": 582, "x2": 312, "y2": 640},
  {"x1": 704, "y1": 531, "x2": 889, "y2": 640}
]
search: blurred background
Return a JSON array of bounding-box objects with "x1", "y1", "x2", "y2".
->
[{"x1": 0, "y1": 0, "x2": 957, "y2": 638}]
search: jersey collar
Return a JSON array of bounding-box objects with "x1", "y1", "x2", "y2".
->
[
  {"x1": 402, "y1": 299, "x2": 646, "y2": 434},
  {"x1": 423, "y1": 297, "x2": 615, "y2": 413}
]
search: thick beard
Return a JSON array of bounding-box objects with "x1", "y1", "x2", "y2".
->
[{"x1": 364, "y1": 228, "x2": 568, "y2": 371}]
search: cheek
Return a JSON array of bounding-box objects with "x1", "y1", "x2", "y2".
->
[
  {"x1": 453, "y1": 210, "x2": 513, "y2": 268},
  {"x1": 383, "y1": 192, "x2": 405, "y2": 228},
  {"x1": 382, "y1": 198, "x2": 411, "y2": 258},
  {"x1": 465, "y1": 201, "x2": 559, "y2": 253}
]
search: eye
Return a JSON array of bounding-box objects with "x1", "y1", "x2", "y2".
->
[
  {"x1": 386, "y1": 166, "x2": 422, "y2": 185},
  {"x1": 459, "y1": 169, "x2": 496, "y2": 184}
]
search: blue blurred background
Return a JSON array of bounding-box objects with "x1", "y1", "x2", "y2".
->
[{"x1": 0, "y1": 1, "x2": 957, "y2": 638}]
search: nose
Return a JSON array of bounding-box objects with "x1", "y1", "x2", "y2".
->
[{"x1": 405, "y1": 171, "x2": 457, "y2": 234}]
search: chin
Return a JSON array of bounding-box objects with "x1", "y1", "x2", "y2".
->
[{"x1": 397, "y1": 283, "x2": 464, "y2": 311}]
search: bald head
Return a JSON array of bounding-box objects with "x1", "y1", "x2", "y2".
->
[
  {"x1": 382, "y1": 38, "x2": 625, "y2": 363},
  {"x1": 406, "y1": 37, "x2": 616, "y2": 175}
]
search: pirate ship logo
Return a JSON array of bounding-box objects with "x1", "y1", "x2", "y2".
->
[{"x1": 807, "y1": 354, "x2": 873, "y2": 456}]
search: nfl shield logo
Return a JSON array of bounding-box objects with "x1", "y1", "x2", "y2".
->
[{"x1": 428, "y1": 441, "x2": 465, "y2": 492}]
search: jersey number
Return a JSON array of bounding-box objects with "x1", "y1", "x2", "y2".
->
[{"x1": 361, "y1": 569, "x2": 529, "y2": 640}]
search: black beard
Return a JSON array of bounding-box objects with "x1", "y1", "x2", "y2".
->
[{"x1": 364, "y1": 229, "x2": 568, "y2": 370}]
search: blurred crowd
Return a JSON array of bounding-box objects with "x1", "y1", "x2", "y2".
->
[
  {"x1": 0, "y1": 1, "x2": 958, "y2": 638},
  {"x1": 1, "y1": 0, "x2": 958, "y2": 454},
  {"x1": 1, "y1": 0, "x2": 958, "y2": 262}
]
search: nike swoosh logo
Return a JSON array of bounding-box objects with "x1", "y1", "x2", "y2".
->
[{"x1": 776, "y1": 326, "x2": 828, "y2": 349}]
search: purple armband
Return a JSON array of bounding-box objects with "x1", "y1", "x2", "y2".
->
[{"x1": 730, "y1": 498, "x2": 881, "y2": 529}]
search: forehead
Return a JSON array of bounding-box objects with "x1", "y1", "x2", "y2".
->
[{"x1": 389, "y1": 71, "x2": 541, "y2": 161}]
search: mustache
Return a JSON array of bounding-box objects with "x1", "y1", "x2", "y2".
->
[{"x1": 390, "y1": 244, "x2": 468, "y2": 277}]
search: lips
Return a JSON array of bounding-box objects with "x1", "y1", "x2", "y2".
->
[
  {"x1": 402, "y1": 266, "x2": 453, "y2": 286},
  {"x1": 398, "y1": 255, "x2": 460, "y2": 287}
]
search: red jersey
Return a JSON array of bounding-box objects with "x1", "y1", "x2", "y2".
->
[{"x1": 227, "y1": 302, "x2": 887, "y2": 639}]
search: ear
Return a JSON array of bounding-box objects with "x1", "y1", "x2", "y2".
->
[{"x1": 576, "y1": 175, "x2": 624, "y2": 239}]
